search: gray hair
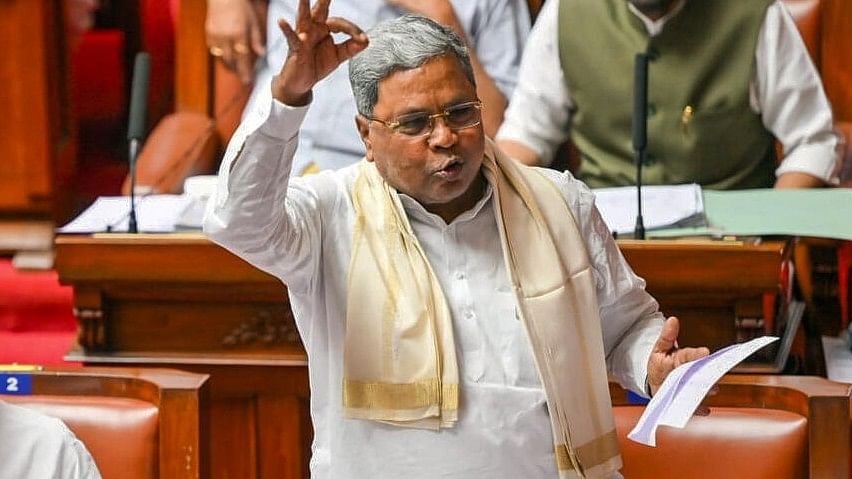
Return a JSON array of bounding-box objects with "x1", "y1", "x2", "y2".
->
[{"x1": 348, "y1": 14, "x2": 476, "y2": 117}]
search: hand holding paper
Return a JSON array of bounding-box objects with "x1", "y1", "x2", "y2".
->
[
  {"x1": 646, "y1": 317, "x2": 710, "y2": 396},
  {"x1": 629, "y1": 336, "x2": 780, "y2": 447}
]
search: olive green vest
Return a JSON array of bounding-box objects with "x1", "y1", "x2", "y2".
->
[{"x1": 558, "y1": 0, "x2": 776, "y2": 189}]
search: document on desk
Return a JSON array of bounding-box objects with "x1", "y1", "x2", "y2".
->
[
  {"x1": 592, "y1": 184, "x2": 706, "y2": 236},
  {"x1": 627, "y1": 336, "x2": 779, "y2": 447},
  {"x1": 58, "y1": 195, "x2": 194, "y2": 233}
]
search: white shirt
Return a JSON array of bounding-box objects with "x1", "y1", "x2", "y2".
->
[
  {"x1": 246, "y1": 0, "x2": 531, "y2": 174},
  {"x1": 0, "y1": 401, "x2": 102, "y2": 479},
  {"x1": 206, "y1": 97, "x2": 664, "y2": 478},
  {"x1": 497, "y1": 0, "x2": 839, "y2": 183}
]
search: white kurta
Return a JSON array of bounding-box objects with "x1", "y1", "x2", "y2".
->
[
  {"x1": 205, "y1": 99, "x2": 664, "y2": 478},
  {"x1": 0, "y1": 401, "x2": 102, "y2": 479},
  {"x1": 496, "y1": 0, "x2": 839, "y2": 183}
]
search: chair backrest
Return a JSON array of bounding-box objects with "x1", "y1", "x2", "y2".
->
[
  {"x1": 610, "y1": 375, "x2": 850, "y2": 479},
  {"x1": 0, "y1": 366, "x2": 209, "y2": 479}
]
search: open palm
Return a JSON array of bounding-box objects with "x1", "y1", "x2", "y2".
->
[{"x1": 272, "y1": 0, "x2": 368, "y2": 106}]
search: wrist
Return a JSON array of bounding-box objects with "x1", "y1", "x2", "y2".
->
[{"x1": 271, "y1": 75, "x2": 312, "y2": 107}]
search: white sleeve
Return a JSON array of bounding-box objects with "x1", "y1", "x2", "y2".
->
[
  {"x1": 204, "y1": 92, "x2": 324, "y2": 294},
  {"x1": 538, "y1": 168, "x2": 664, "y2": 396},
  {"x1": 496, "y1": 0, "x2": 573, "y2": 166},
  {"x1": 754, "y1": 1, "x2": 839, "y2": 183}
]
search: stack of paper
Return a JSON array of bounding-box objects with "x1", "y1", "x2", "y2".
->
[
  {"x1": 58, "y1": 195, "x2": 195, "y2": 233},
  {"x1": 593, "y1": 184, "x2": 706, "y2": 236}
]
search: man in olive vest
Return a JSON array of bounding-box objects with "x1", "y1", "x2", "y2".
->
[{"x1": 497, "y1": 0, "x2": 839, "y2": 189}]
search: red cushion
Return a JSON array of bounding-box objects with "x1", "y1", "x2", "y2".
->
[{"x1": 614, "y1": 405, "x2": 808, "y2": 479}]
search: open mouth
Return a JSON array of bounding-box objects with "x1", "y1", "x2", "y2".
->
[{"x1": 435, "y1": 159, "x2": 464, "y2": 180}]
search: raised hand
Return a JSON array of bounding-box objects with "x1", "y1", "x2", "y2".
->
[
  {"x1": 206, "y1": 0, "x2": 267, "y2": 84},
  {"x1": 271, "y1": 0, "x2": 368, "y2": 106},
  {"x1": 646, "y1": 317, "x2": 710, "y2": 396}
]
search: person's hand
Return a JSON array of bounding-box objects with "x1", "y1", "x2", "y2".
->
[
  {"x1": 647, "y1": 317, "x2": 710, "y2": 397},
  {"x1": 271, "y1": 0, "x2": 368, "y2": 106},
  {"x1": 206, "y1": 0, "x2": 267, "y2": 84}
]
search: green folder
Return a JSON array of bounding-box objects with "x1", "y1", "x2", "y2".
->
[{"x1": 650, "y1": 188, "x2": 852, "y2": 240}]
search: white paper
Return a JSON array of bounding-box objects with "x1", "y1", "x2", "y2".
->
[
  {"x1": 58, "y1": 195, "x2": 194, "y2": 233},
  {"x1": 627, "y1": 336, "x2": 779, "y2": 447},
  {"x1": 593, "y1": 184, "x2": 705, "y2": 235},
  {"x1": 822, "y1": 335, "x2": 852, "y2": 383}
]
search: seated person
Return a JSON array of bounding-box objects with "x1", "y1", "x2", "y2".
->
[
  {"x1": 206, "y1": 0, "x2": 531, "y2": 174},
  {"x1": 496, "y1": 0, "x2": 840, "y2": 189},
  {"x1": 0, "y1": 399, "x2": 102, "y2": 479},
  {"x1": 204, "y1": 2, "x2": 709, "y2": 476}
]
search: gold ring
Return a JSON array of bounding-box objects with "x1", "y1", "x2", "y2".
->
[
  {"x1": 209, "y1": 46, "x2": 224, "y2": 57},
  {"x1": 233, "y1": 43, "x2": 249, "y2": 54}
]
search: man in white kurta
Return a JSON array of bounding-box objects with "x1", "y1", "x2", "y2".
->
[
  {"x1": 0, "y1": 400, "x2": 102, "y2": 479},
  {"x1": 205, "y1": 3, "x2": 705, "y2": 477}
]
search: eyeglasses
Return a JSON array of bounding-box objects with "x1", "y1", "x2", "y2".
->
[{"x1": 369, "y1": 100, "x2": 483, "y2": 137}]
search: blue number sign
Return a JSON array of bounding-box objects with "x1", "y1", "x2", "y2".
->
[{"x1": 0, "y1": 373, "x2": 33, "y2": 395}]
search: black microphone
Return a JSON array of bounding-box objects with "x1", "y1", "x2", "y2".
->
[
  {"x1": 126, "y1": 52, "x2": 151, "y2": 234},
  {"x1": 632, "y1": 52, "x2": 649, "y2": 240}
]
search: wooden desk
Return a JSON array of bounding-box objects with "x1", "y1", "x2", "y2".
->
[
  {"x1": 55, "y1": 234, "x2": 310, "y2": 479},
  {"x1": 618, "y1": 238, "x2": 794, "y2": 351},
  {"x1": 54, "y1": 234, "x2": 793, "y2": 479}
]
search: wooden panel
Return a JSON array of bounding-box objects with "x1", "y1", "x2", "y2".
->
[
  {"x1": 0, "y1": 0, "x2": 75, "y2": 218},
  {"x1": 175, "y1": 0, "x2": 211, "y2": 114},
  {"x1": 821, "y1": 0, "x2": 852, "y2": 121},
  {"x1": 209, "y1": 398, "x2": 258, "y2": 479},
  {"x1": 618, "y1": 239, "x2": 791, "y2": 351}
]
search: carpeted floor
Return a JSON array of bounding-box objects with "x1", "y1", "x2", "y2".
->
[{"x1": 0, "y1": 259, "x2": 79, "y2": 365}]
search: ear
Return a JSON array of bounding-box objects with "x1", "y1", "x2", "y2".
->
[{"x1": 355, "y1": 115, "x2": 375, "y2": 162}]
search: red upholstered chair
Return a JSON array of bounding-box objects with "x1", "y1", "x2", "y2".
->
[
  {"x1": 0, "y1": 366, "x2": 209, "y2": 479},
  {"x1": 611, "y1": 375, "x2": 850, "y2": 479}
]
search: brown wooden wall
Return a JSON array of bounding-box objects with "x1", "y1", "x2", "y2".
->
[{"x1": 0, "y1": 0, "x2": 76, "y2": 220}]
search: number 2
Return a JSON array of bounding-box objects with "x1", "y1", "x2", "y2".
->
[{"x1": 5, "y1": 377, "x2": 18, "y2": 392}]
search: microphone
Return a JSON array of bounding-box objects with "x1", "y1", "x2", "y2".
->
[
  {"x1": 632, "y1": 52, "x2": 649, "y2": 240},
  {"x1": 126, "y1": 52, "x2": 151, "y2": 233}
]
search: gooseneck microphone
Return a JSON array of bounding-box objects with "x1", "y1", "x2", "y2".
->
[
  {"x1": 126, "y1": 52, "x2": 151, "y2": 234},
  {"x1": 632, "y1": 52, "x2": 649, "y2": 240}
]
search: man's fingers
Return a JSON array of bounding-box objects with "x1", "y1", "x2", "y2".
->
[
  {"x1": 326, "y1": 17, "x2": 368, "y2": 43},
  {"x1": 694, "y1": 404, "x2": 711, "y2": 416},
  {"x1": 675, "y1": 346, "x2": 710, "y2": 367},
  {"x1": 652, "y1": 316, "x2": 680, "y2": 353},
  {"x1": 296, "y1": 0, "x2": 311, "y2": 33},
  {"x1": 335, "y1": 37, "x2": 369, "y2": 62},
  {"x1": 312, "y1": 0, "x2": 332, "y2": 23},
  {"x1": 327, "y1": 17, "x2": 369, "y2": 62},
  {"x1": 278, "y1": 18, "x2": 301, "y2": 51}
]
